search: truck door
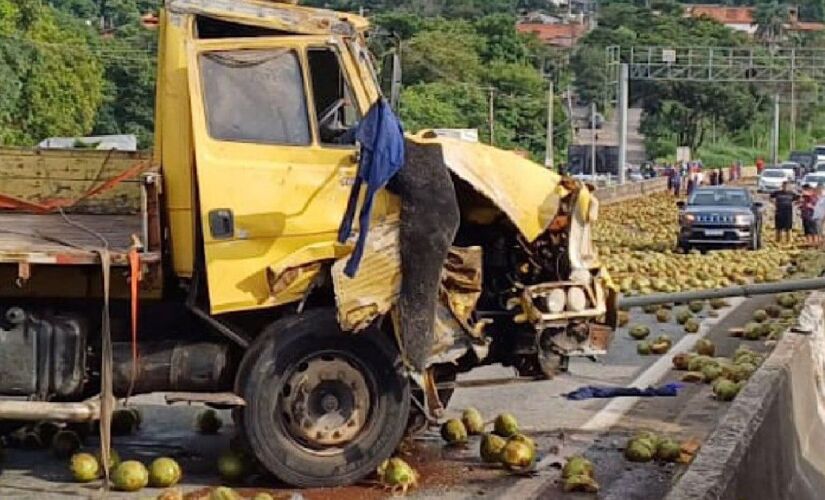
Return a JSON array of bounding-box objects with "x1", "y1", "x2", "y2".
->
[{"x1": 187, "y1": 38, "x2": 374, "y2": 314}]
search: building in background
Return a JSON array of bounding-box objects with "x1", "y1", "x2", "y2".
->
[{"x1": 683, "y1": 4, "x2": 825, "y2": 36}]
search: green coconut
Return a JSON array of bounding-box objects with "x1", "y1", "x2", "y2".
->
[
  {"x1": 499, "y1": 439, "x2": 536, "y2": 472},
  {"x1": 149, "y1": 457, "x2": 183, "y2": 488},
  {"x1": 111, "y1": 409, "x2": 138, "y2": 436},
  {"x1": 744, "y1": 322, "x2": 762, "y2": 340},
  {"x1": 779, "y1": 309, "x2": 796, "y2": 320},
  {"x1": 209, "y1": 487, "x2": 242, "y2": 500},
  {"x1": 777, "y1": 294, "x2": 797, "y2": 308},
  {"x1": 35, "y1": 422, "x2": 60, "y2": 447},
  {"x1": 688, "y1": 355, "x2": 714, "y2": 372},
  {"x1": 694, "y1": 339, "x2": 716, "y2": 357},
  {"x1": 753, "y1": 310, "x2": 769, "y2": 323},
  {"x1": 624, "y1": 438, "x2": 655, "y2": 462},
  {"x1": 70, "y1": 452, "x2": 100, "y2": 483},
  {"x1": 688, "y1": 301, "x2": 705, "y2": 314},
  {"x1": 713, "y1": 378, "x2": 741, "y2": 401},
  {"x1": 377, "y1": 457, "x2": 418, "y2": 492},
  {"x1": 656, "y1": 309, "x2": 671, "y2": 323},
  {"x1": 731, "y1": 362, "x2": 757, "y2": 383},
  {"x1": 494, "y1": 413, "x2": 519, "y2": 438},
  {"x1": 441, "y1": 419, "x2": 468, "y2": 446},
  {"x1": 702, "y1": 363, "x2": 724, "y2": 383},
  {"x1": 112, "y1": 460, "x2": 149, "y2": 492},
  {"x1": 684, "y1": 318, "x2": 701, "y2": 333},
  {"x1": 672, "y1": 352, "x2": 695, "y2": 371},
  {"x1": 637, "y1": 341, "x2": 652, "y2": 355},
  {"x1": 563, "y1": 474, "x2": 600, "y2": 493},
  {"x1": 562, "y1": 456, "x2": 595, "y2": 479},
  {"x1": 682, "y1": 371, "x2": 706, "y2": 383},
  {"x1": 253, "y1": 494, "x2": 275, "y2": 500},
  {"x1": 643, "y1": 304, "x2": 660, "y2": 314},
  {"x1": 766, "y1": 305, "x2": 782, "y2": 318},
  {"x1": 480, "y1": 433, "x2": 507, "y2": 463},
  {"x1": 676, "y1": 310, "x2": 693, "y2": 325},
  {"x1": 217, "y1": 450, "x2": 247, "y2": 483},
  {"x1": 461, "y1": 408, "x2": 484, "y2": 435},
  {"x1": 51, "y1": 430, "x2": 82, "y2": 459},
  {"x1": 656, "y1": 439, "x2": 682, "y2": 462},
  {"x1": 629, "y1": 325, "x2": 651, "y2": 340},
  {"x1": 710, "y1": 298, "x2": 729, "y2": 310},
  {"x1": 650, "y1": 336, "x2": 672, "y2": 355},
  {"x1": 196, "y1": 409, "x2": 223, "y2": 435}
]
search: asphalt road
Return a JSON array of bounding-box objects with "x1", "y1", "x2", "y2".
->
[{"x1": 0, "y1": 293, "x2": 780, "y2": 500}]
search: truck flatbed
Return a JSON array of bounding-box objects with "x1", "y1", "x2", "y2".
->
[{"x1": 0, "y1": 213, "x2": 160, "y2": 266}]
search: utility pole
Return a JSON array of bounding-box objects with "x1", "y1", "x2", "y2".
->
[
  {"x1": 590, "y1": 102, "x2": 597, "y2": 178},
  {"x1": 617, "y1": 63, "x2": 629, "y2": 185},
  {"x1": 772, "y1": 93, "x2": 780, "y2": 167},
  {"x1": 488, "y1": 87, "x2": 496, "y2": 146},
  {"x1": 545, "y1": 81, "x2": 554, "y2": 169},
  {"x1": 790, "y1": 78, "x2": 796, "y2": 152}
]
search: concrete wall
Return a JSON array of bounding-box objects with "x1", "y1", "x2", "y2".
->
[
  {"x1": 595, "y1": 177, "x2": 669, "y2": 205},
  {"x1": 668, "y1": 293, "x2": 825, "y2": 500}
]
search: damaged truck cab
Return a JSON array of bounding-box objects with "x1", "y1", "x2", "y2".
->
[{"x1": 0, "y1": 0, "x2": 616, "y2": 489}]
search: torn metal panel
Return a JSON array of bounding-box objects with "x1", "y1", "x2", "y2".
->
[
  {"x1": 409, "y1": 133, "x2": 568, "y2": 242},
  {"x1": 440, "y1": 246, "x2": 485, "y2": 339},
  {"x1": 332, "y1": 217, "x2": 401, "y2": 332},
  {"x1": 167, "y1": 0, "x2": 368, "y2": 35}
]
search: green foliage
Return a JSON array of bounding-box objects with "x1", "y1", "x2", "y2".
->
[{"x1": 0, "y1": 0, "x2": 104, "y2": 145}]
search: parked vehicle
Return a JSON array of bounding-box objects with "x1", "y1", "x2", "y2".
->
[
  {"x1": 779, "y1": 161, "x2": 802, "y2": 179},
  {"x1": 816, "y1": 162, "x2": 825, "y2": 173},
  {"x1": 815, "y1": 145, "x2": 825, "y2": 163},
  {"x1": 789, "y1": 151, "x2": 816, "y2": 174},
  {"x1": 758, "y1": 169, "x2": 791, "y2": 192},
  {"x1": 802, "y1": 173, "x2": 825, "y2": 188},
  {"x1": 677, "y1": 187, "x2": 763, "y2": 251},
  {"x1": 0, "y1": 0, "x2": 615, "y2": 489}
]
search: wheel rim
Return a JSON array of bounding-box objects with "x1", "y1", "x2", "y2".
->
[{"x1": 278, "y1": 353, "x2": 373, "y2": 452}]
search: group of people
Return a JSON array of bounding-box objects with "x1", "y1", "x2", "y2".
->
[
  {"x1": 665, "y1": 162, "x2": 741, "y2": 197},
  {"x1": 772, "y1": 182, "x2": 825, "y2": 247}
]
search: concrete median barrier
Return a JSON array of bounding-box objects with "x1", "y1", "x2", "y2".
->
[
  {"x1": 667, "y1": 292, "x2": 825, "y2": 500},
  {"x1": 595, "y1": 177, "x2": 669, "y2": 205}
]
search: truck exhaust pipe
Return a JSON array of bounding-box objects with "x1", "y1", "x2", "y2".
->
[{"x1": 619, "y1": 277, "x2": 825, "y2": 309}]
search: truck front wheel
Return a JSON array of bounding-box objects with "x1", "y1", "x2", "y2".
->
[{"x1": 238, "y1": 309, "x2": 410, "y2": 488}]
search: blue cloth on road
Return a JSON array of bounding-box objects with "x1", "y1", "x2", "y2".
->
[
  {"x1": 338, "y1": 100, "x2": 405, "y2": 277},
  {"x1": 564, "y1": 383, "x2": 684, "y2": 401}
]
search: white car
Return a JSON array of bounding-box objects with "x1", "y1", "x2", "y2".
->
[
  {"x1": 815, "y1": 162, "x2": 825, "y2": 173},
  {"x1": 758, "y1": 169, "x2": 790, "y2": 192},
  {"x1": 815, "y1": 145, "x2": 825, "y2": 163},
  {"x1": 802, "y1": 173, "x2": 825, "y2": 188}
]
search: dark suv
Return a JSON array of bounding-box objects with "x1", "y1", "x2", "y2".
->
[{"x1": 677, "y1": 187, "x2": 763, "y2": 252}]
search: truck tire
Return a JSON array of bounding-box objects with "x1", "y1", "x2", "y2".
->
[{"x1": 237, "y1": 309, "x2": 410, "y2": 488}]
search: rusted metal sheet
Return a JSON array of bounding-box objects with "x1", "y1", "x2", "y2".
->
[{"x1": 332, "y1": 217, "x2": 401, "y2": 332}]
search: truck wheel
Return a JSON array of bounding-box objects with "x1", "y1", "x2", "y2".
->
[{"x1": 237, "y1": 309, "x2": 410, "y2": 488}]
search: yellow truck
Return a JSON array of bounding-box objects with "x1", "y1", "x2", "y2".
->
[{"x1": 0, "y1": 0, "x2": 615, "y2": 487}]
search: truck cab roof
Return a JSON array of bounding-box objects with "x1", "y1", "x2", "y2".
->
[{"x1": 167, "y1": 0, "x2": 370, "y2": 35}]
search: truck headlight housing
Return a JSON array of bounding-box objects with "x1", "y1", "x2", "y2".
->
[
  {"x1": 681, "y1": 214, "x2": 695, "y2": 225},
  {"x1": 544, "y1": 289, "x2": 566, "y2": 314},
  {"x1": 734, "y1": 214, "x2": 753, "y2": 226}
]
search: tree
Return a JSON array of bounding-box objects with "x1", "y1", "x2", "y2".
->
[
  {"x1": 0, "y1": 0, "x2": 104, "y2": 145},
  {"x1": 754, "y1": 1, "x2": 788, "y2": 45}
]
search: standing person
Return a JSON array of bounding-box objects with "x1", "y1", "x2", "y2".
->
[
  {"x1": 709, "y1": 169, "x2": 718, "y2": 186},
  {"x1": 718, "y1": 168, "x2": 725, "y2": 185},
  {"x1": 686, "y1": 174, "x2": 696, "y2": 196},
  {"x1": 673, "y1": 169, "x2": 682, "y2": 196},
  {"x1": 756, "y1": 158, "x2": 765, "y2": 174},
  {"x1": 799, "y1": 185, "x2": 818, "y2": 247},
  {"x1": 814, "y1": 186, "x2": 825, "y2": 249},
  {"x1": 771, "y1": 182, "x2": 798, "y2": 245}
]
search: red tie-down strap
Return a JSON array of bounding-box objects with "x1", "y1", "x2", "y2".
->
[{"x1": 0, "y1": 160, "x2": 152, "y2": 213}]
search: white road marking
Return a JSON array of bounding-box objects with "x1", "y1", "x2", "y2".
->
[{"x1": 498, "y1": 296, "x2": 747, "y2": 499}]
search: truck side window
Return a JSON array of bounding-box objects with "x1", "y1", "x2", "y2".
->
[
  {"x1": 200, "y1": 49, "x2": 311, "y2": 145},
  {"x1": 307, "y1": 48, "x2": 359, "y2": 145}
]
